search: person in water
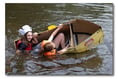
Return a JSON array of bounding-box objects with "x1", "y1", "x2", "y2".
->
[
  {"x1": 39, "y1": 24, "x2": 69, "y2": 56},
  {"x1": 16, "y1": 24, "x2": 68, "y2": 56},
  {"x1": 15, "y1": 25, "x2": 39, "y2": 55},
  {"x1": 15, "y1": 25, "x2": 33, "y2": 55}
]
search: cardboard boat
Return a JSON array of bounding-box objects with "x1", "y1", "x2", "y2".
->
[
  {"x1": 14, "y1": 19, "x2": 104, "y2": 54},
  {"x1": 36, "y1": 19, "x2": 104, "y2": 53}
]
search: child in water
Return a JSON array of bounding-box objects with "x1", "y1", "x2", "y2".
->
[{"x1": 38, "y1": 24, "x2": 69, "y2": 56}]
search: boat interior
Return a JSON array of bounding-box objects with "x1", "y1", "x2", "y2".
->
[{"x1": 37, "y1": 19, "x2": 101, "y2": 46}]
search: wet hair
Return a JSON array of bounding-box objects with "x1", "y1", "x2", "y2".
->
[
  {"x1": 20, "y1": 31, "x2": 32, "y2": 45},
  {"x1": 43, "y1": 42, "x2": 54, "y2": 52}
]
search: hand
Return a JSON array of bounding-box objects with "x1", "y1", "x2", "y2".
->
[
  {"x1": 16, "y1": 50, "x2": 22, "y2": 55},
  {"x1": 58, "y1": 24, "x2": 63, "y2": 29},
  {"x1": 33, "y1": 32, "x2": 38, "y2": 38}
]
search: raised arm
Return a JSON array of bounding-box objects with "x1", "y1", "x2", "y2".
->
[{"x1": 48, "y1": 24, "x2": 63, "y2": 41}]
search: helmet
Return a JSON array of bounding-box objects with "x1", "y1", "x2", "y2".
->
[{"x1": 18, "y1": 25, "x2": 32, "y2": 35}]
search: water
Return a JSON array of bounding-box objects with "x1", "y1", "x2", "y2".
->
[{"x1": 5, "y1": 3, "x2": 113, "y2": 75}]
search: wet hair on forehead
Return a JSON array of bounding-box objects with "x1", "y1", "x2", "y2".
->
[
  {"x1": 24, "y1": 31, "x2": 32, "y2": 36},
  {"x1": 44, "y1": 42, "x2": 54, "y2": 51}
]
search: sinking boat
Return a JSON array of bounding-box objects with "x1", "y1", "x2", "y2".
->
[
  {"x1": 14, "y1": 19, "x2": 104, "y2": 54},
  {"x1": 36, "y1": 19, "x2": 104, "y2": 53}
]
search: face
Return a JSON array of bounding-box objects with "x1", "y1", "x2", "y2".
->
[{"x1": 26, "y1": 32, "x2": 33, "y2": 42}]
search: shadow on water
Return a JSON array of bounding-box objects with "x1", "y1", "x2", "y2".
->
[{"x1": 5, "y1": 3, "x2": 113, "y2": 75}]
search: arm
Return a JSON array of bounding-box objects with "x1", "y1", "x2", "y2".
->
[
  {"x1": 48, "y1": 24, "x2": 63, "y2": 42},
  {"x1": 57, "y1": 47, "x2": 67, "y2": 54},
  {"x1": 32, "y1": 32, "x2": 39, "y2": 44},
  {"x1": 57, "y1": 44, "x2": 69, "y2": 54}
]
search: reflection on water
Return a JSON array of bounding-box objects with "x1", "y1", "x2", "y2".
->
[{"x1": 5, "y1": 3, "x2": 113, "y2": 75}]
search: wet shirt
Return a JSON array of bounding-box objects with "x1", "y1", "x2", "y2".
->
[{"x1": 17, "y1": 40, "x2": 32, "y2": 51}]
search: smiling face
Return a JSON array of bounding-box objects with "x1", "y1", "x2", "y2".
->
[{"x1": 26, "y1": 31, "x2": 33, "y2": 42}]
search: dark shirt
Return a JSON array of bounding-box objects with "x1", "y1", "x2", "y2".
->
[{"x1": 18, "y1": 42, "x2": 27, "y2": 50}]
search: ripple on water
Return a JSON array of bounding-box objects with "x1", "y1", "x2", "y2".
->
[{"x1": 6, "y1": 3, "x2": 113, "y2": 75}]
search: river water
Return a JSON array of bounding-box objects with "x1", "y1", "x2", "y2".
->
[{"x1": 5, "y1": 3, "x2": 113, "y2": 75}]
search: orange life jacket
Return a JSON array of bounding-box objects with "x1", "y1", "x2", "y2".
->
[
  {"x1": 43, "y1": 49, "x2": 56, "y2": 56},
  {"x1": 16, "y1": 40, "x2": 32, "y2": 51}
]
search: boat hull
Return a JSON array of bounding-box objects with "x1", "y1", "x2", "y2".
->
[{"x1": 65, "y1": 29, "x2": 104, "y2": 53}]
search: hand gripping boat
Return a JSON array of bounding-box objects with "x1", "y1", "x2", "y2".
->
[
  {"x1": 14, "y1": 19, "x2": 104, "y2": 54},
  {"x1": 37, "y1": 19, "x2": 104, "y2": 53}
]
